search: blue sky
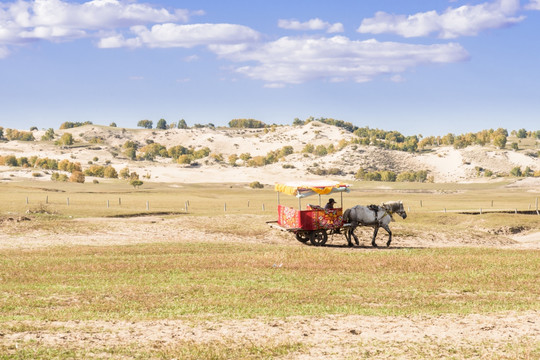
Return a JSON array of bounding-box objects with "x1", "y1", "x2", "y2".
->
[{"x1": 1, "y1": 0, "x2": 539, "y2": 136}]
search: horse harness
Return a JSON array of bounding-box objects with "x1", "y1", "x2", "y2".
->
[{"x1": 369, "y1": 204, "x2": 395, "y2": 223}]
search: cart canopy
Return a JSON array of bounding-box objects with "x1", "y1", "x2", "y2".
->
[{"x1": 275, "y1": 180, "x2": 350, "y2": 198}]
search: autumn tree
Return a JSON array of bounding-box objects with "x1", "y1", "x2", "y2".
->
[
  {"x1": 137, "y1": 119, "x2": 153, "y2": 129},
  {"x1": 156, "y1": 118, "x2": 167, "y2": 130}
]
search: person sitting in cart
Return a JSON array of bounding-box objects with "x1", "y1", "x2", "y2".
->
[{"x1": 325, "y1": 198, "x2": 337, "y2": 210}]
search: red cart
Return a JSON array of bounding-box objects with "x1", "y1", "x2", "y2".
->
[{"x1": 267, "y1": 181, "x2": 351, "y2": 246}]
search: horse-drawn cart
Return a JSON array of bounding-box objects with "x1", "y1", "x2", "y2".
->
[{"x1": 267, "y1": 181, "x2": 351, "y2": 246}]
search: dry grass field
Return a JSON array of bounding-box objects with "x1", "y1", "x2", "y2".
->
[{"x1": 1, "y1": 179, "x2": 539, "y2": 359}]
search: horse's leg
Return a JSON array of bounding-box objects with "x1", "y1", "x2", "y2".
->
[
  {"x1": 371, "y1": 225, "x2": 379, "y2": 247},
  {"x1": 347, "y1": 222, "x2": 360, "y2": 246},
  {"x1": 345, "y1": 226, "x2": 352, "y2": 247},
  {"x1": 382, "y1": 224, "x2": 392, "y2": 247},
  {"x1": 351, "y1": 221, "x2": 360, "y2": 246}
]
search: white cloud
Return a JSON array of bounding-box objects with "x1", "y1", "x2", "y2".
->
[
  {"x1": 98, "y1": 23, "x2": 260, "y2": 49},
  {"x1": 264, "y1": 83, "x2": 286, "y2": 88},
  {"x1": 358, "y1": 0, "x2": 524, "y2": 38},
  {"x1": 0, "y1": 0, "x2": 193, "y2": 53},
  {"x1": 390, "y1": 74, "x2": 406, "y2": 83},
  {"x1": 278, "y1": 18, "x2": 344, "y2": 33},
  {"x1": 525, "y1": 0, "x2": 540, "y2": 9},
  {"x1": 184, "y1": 55, "x2": 199, "y2": 62},
  {"x1": 209, "y1": 36, "x2": 469, "y2": 84}
]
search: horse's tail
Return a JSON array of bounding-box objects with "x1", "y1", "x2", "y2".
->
[{"x1": 342, "y1": 208, "x2": 352, "y2": 223}]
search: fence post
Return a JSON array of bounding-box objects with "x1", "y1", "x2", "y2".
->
[
  {"x1": 146, "y1": 201, "x2": 149, "y2": 210},
  {"x1": 46, "y1": 196, "x2": 48, "y2": 204},
  {"x1": 67, "y1": 197, "x2": 69, "y2": 206},
  {"x1": 224, "y1": 203, "x2": 227, "y2": 212},
  {"x1": 119, "y1": 198, "x2": 121, "y2": 206},
  {"x1": 262, "y1": 203, "x2": 265, "y2": 211},
  {"x1": 185, "y1": 201, "x2": 188, "y2": 213},
  {"x1": 107, "y1": 200, "x2": 110, "y2": 208},
  {"x1": 26, "y1": 197, "x2": 29, "y2": 205}
]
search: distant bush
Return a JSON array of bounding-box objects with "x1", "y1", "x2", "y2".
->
[
  {"x1": 4, "y1": 129, "x2": 35, "y2": 141},
  {"x1": 228, "y1": 154, "x2": 238, "y2": 166},
  {"x1": 249, "y1": 181, "x2": 264, "y2": 189},
  {"x1": 355, "y1": 168, "x2": 428, "y2": 183},
  {"x1": 59, "y1": 121, "x2": 92, "y2": 129},
  {"x1": 307, "y1": 167, "x2": 343, "y2": 176},
  {"x1": 229, "y1": 119, "x2": 267, "y2": 128},
  {"x1": 137, "y1": 120, "x2": 153, "y2": 129},
  {"x1": 140, "y1": 143, "x2": 167, "y2": 161},
  {"x1": 51, "y1": 172, "x2": 68, "y2": 182},
  {"x1": 130, "y1": 179, "x2": 143, "y2": 189},
  {"x1": 41, "y1": 128, "x2": 55, "y2": 141},
  {"x1": 58, "y1": 159, "x2": 81, "y2": 173},
  {"x1": 55, "y1": 133, "x2": 73, "y2": 146},
  {"x1": 239, "y1": 153, "x2": 252, "y2": 162},
  {"x1": 103, "y1": 166, "x2": 118, "y2": 178},
  {"x1": 84, "y1": 165, "x2": 105, "y2": 178},
  {"x1": 510, "y1": 166, "x2": 522, "y2": 177},
  {"x1": 69, "y1": 171, "x2": 85, "y2": 183},
  {"x1": 302, "y1": 144, "x2": 314, "y2": 153},
  {"x1": 314, "y1": 145, "x2": 328, "y2": 156},
  {"x1": 156, "y1": 118, "x2": 167, "y2": 130},
  {"x1": 119, "y1": 167, "x2": 130, "y2": 179}
]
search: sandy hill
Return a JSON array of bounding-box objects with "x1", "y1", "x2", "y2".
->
[{"x1": 1, "y1": 122, "x2": 539, "y2": 185}]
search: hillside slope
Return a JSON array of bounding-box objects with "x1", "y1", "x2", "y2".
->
[{"x1": 0, "y1": 122, "x2": 539, "y2": 184}]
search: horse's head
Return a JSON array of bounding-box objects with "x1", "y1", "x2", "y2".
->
[{"x1": 383, "y1": 201, "x2": 407, "y2": 219}]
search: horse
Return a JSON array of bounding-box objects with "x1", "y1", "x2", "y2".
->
[{"x1": 342, "y1": 201, "x2": 407, "y2": 247}]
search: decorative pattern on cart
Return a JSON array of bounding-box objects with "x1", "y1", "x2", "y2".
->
[
  {"x1": 316, "y1": 209, "x2": 343, "y2": 229},
  {"x1": 279, "y1": 206, "x2": 300, "y2": 228}
]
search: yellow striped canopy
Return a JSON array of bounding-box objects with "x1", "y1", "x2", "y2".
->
[{"x1": 275, "y1": 181, "x2": 350, "y2": 198}]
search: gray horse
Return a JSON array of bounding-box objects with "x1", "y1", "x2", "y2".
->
[{"x1": 342, "y1": 201, "x2": 407, "y2": 247}]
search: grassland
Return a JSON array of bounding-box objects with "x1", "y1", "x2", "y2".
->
[{"x1": 1, "y1": 179, "x2": 539, "y2": 359}]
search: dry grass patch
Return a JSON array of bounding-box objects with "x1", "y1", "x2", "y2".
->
[
  {"x1": 0, "y1": 340, "x2": 304, "y2": 360},
  {"x1": 1, "y1": 244, "x2": 539, "y2": 322}
]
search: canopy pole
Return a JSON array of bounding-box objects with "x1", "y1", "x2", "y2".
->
[
  {"x1": 341, "y1": 192, "x2": 343, "y2": 208},
  {"x1": 318, "y1": 194, "x2": 321, "y2": 206},
  {"x1": 298, "y1": 197, "x2": 301, "y2": 210},
  {"x1": 277, "y1": 191, "x2": 280, "y2": 205}
]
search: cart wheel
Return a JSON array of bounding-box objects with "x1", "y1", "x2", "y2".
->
[
  {"x1": 295, "y1": 232, "x2": 310, "y2": 243},
  {"x1": 309, "y1": 230, "x2": 328, "y2": 246}
]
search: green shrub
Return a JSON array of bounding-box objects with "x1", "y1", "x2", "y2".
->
[
  {"x1": 249, "y1": 181, "x2": 264, "y2": 189},
  {"x1": 510, "y1": 166, "x2": 522, "y2": 177}
]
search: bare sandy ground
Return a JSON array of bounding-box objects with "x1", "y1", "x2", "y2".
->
[
  {"x1": 2, "y1": 312, "x2": 539, "y2": 359},
  {"x1": 1, "y1": 215, "x2": 539, "y2": 358}
]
